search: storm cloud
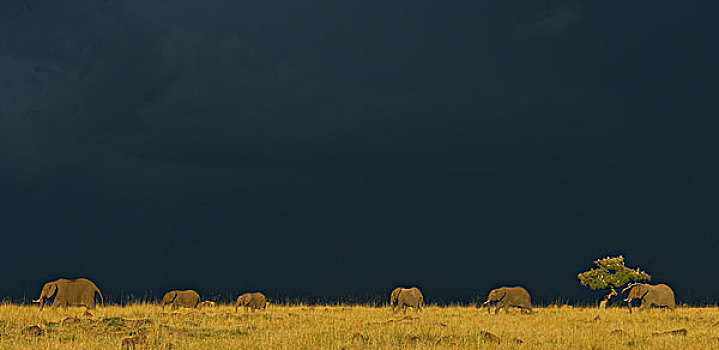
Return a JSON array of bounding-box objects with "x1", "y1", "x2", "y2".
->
[{"x1": 1, "y1": 1, "x2": 718, "y2": 304}]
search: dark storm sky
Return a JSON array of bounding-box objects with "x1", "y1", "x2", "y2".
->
[{"x1": 1, "y1": 1, "x2": 718, "y2": 304}]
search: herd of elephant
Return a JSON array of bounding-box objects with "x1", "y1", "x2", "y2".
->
[
  {"x1": 29, "y1": 278, "x2": 677, "y2": 314},
  {"x1": 31, "y1": 278, "x2": 267, "y2": 312}
]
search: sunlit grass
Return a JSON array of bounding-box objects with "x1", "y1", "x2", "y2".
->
[{"x1": 0, "y1": 303, "x2": 717, "y2": 349}]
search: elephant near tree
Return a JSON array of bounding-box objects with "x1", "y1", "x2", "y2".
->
[
  {"x1": 161, "y1": 290, "x2": 201, "y2": 309},
  {"x1": 33, "y1": 278, "x2": 104, "y2": 309},
  {"x1": 482, "y1": 286, "x2": 532, "y2": 314},
  {"x1": 390, "y1": 287, "x2": 423, "y2": 313},
  {"x1": 235, "y1": 292, "x2": 267, "y2": 312},
  {"x1": 622, "y1": 283, "x2": 676, "y2": 313}
]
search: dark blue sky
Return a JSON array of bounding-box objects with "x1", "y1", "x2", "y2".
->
[{"x1": 1, "y1": 1, "x2": 718, "y2": 304}]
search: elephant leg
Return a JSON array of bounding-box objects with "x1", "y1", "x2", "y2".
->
[
  {"x1": 504, "y1": 303, "x2": 509, "y2": 314},
  {"x1": 639, "y1": 301, "x2": 649, "y2": 311},
  {"x1": 494, "y1": 302, "x2": 502, "y2": 315}
]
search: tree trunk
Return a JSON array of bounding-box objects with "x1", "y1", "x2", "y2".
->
[{"x1": 599, "y1": 288, "x2": 618, "y2": 309}]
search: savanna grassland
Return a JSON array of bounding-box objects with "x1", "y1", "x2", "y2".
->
[{"x1": 1, "y1": 304, "x2": 718, "y2": 349}]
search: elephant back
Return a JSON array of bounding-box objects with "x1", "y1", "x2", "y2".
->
[
  {"x1": 398, "y1": 287, "x2": 423, "y2": 307},
  {"x1": 250, "y1": 293, "x2": 267, "y2": 309},
  {"x1": 509, "y1": 287, "x2": 531, "y2": 304},
  {"x1": 654, "y1": 284, "x2": 677, "y2": 307},
  {"x1": 498, "y1": 286, "x2": 532, "y2": 309},
  {"x1": 182, "y1": 290, "x2": 201, "y2": 307},
  {"x1": 168, "y1": 290, "x2": 201, "y2": 308},
  {"x1": 54, "y1": 278, "x2": 102, "y2": 308}
]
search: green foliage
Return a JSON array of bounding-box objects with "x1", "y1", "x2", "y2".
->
[{"x1": 577, "y1": 255, "x2": 651, "y2": 291}]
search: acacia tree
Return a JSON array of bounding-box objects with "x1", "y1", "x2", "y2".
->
[{"x1": 577, "y1": 255, "x2": 651, "y2": 309}]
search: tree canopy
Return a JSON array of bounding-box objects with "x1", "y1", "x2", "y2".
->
[{"x1": 577, "y1": 255, "x2": 651, "y2": 291}]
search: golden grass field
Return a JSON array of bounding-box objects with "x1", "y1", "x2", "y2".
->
[{"x1": 1, "y1": 303, "x2": 718, "y2": 349}]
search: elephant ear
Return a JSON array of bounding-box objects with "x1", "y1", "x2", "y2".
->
[
  {"x1": 390, "y1": 288, "x2": 400, "y2": 303},
  {"x1": 47, "y1": 283, "x2": 58, "y2": 298},
  {"x1": 497, "y1": 290, "x2": 507, "y2": 301}
]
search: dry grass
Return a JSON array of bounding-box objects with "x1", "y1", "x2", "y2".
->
[{"x1": 1, "y1": 304, "x2": 718, "y2": 349}]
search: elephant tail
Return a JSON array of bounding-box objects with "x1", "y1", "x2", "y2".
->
[{"x1": 94, "y1": 285, "x2": 104, "y2": 307}]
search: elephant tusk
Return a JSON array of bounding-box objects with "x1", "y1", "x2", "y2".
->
[
  {"x1": 623, "y1": 298, "x2": 629, "y2": 302},
  {"x1": 32, "y1": 299, "x2": 41, "y2": 303}
]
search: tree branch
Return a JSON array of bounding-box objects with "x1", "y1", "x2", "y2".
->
[{"x1": 598, "y1": 287, "x2": 618, "y2": 309}]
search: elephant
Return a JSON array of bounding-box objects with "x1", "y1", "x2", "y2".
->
[
  {"x1": 198, "y1": 301, "x2": 216, "y2": 308},
  {"x1": 33, "y1": 278, "x2": 104, "y2": 309},
  {"x1": 390, "y1": 287, "x2": 423, "y2": 313},
  {"x1": 161, "y1": 290, "x2": 201, "y2": 309},
  {"x1": 482, "y1": 286, "x2": 532, "y2": 314},
  {"x1": 623, "y1": 283, "x2": 676, "y2": 313},
  {"x1": 235, "y1": 292, "x2": 267, "y2": 312}
]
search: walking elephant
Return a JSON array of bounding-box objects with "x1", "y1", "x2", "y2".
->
[
  {"x1": 482, "y1": 286, "x2": 532, "y2": 314},
  {"x1": 33, "y1": 278, "x2": 104, "y2": 309},
  {"x1": 161, "y1": 290, "x2": 201, "y2": 309},
  {"x1": 235, "y1": 292, "x2": 267, "y2": 312},
  {"x1": 390, "y1": 287, "x2": 423, "y2": 313},
  {"x1": 623, "y1": 283, "x2": 676, "y2": 313}
]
